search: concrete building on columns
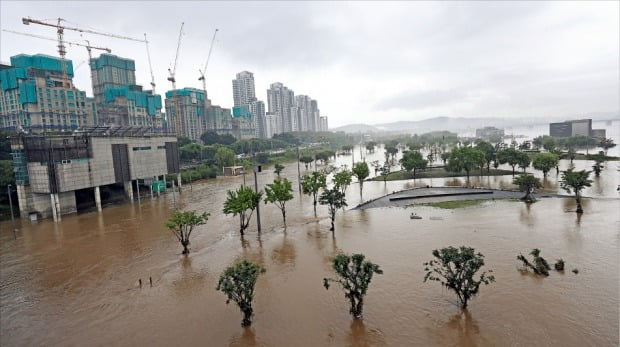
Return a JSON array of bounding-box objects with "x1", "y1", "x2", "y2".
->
[{"x1": 10, "y1": 126, "x2": 179, "y2": 221}]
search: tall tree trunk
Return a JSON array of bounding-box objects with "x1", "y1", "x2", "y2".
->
[
  {"x1": 181, "y1": 239, "x2": 189, "y2": 255},
  {"x1": 242, "y1": 307, "x2": 253, "y2": 327},
  {"x1": 282, "y1": 209, "x2": 286, "y2": 226},
  {"x1": 576, "y1": 197, "x2": 583, "y2": 214}
]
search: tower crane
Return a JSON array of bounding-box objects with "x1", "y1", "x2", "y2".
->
[
  {"x1": 21, "y1": 17, "x2": 152, "y2": 95},
  {"x1": 168, "y1": 22, "x2": 184, "y2": 137},
  {"x1": 198, "y1": 29, "x2": 218, "y2": 103},
  {"x1": 144, "y1": 33, "x2": 156, "y2": 93}
]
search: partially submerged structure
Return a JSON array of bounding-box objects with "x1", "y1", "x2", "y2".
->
[{"x1": 10, "y1": 126, "x2": 179, "y2": 221}]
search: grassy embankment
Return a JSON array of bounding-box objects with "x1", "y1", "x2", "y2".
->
[{"x1": 369, "y1": 167, "x2": 515, "y2": 182}]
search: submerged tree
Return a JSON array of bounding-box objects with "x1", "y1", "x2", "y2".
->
[
  {"x1": 333, "y1": 168, "x2": 354, "y2": 195},
  {"x1": 301, "y1": 171, "x2": 327, "y2": 217},
  {"x1": 274, "y1": 163, "x2": 285, "y2": 177},
  {"x1": 323, "y1": 253, "x2": 383, "y2": 319},
  {"x1": 591, "y1": 152, "x2": 605, "y2": 177},
  {"x1": 223, "y1": 186, "x2": 263, "y2": 235},
  {"x1": 423, "y1": 246, "x2": 495, "y2": 309},
  {"x1": 598, "y1": 138, "x2": 616, "y2": 155},
  {"x1": 379, "y1": 161, "x2": 391, "y2": 185},
  {"x1": 319, "y1": 187, "x2": 347, "y2": 232},
  {"x1": 532, "y1": 153, "x2": 560, "y2": 178},
  {"x1": 165, "y1": 210, "x2": 209, "y2": 255},
  {"x1": 517, "y1": 249, "x2": 551, "y2": 276},
  {"x1": 352, "y1": 161, "x2": 370, "y2": 199},
  {"x1": 445, "y1": 147, "x2": 486, "y2": 180},
  {"x1": 560, "y1": 169, "x2": 592, "y2": 214},
  {"x1": 497, "y1": 148, "x2": 528, "y2": 175},
  {"x1": 216, "y1": 260, "x2": 265, "y2": 326},
  {"x1": 300, "y1": 155, "x2": 314, "y2": 170},
  {"x1": 513, "y1": 174, "x2": 542, "y2": 203},
  {"x1": 264, "y1": 178, "x2": 294, "y2": 226},
  {"x1": 400, "y1": 150, "x2": 427, "y2": 179}
]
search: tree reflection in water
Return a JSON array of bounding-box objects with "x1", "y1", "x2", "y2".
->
[{"x1": 347, "y1": 319, "x2": 386, "y2": 347}]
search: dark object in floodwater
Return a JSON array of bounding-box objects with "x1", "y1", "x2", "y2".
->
[
  {"x1": 410, "y1": 212, "x2": 422, "y2": 220},
  {"x1": 572, "y1": 268, "x2": 579, "y2": 274},
  {"x1": 517, "y1": 249, "x2": 551, "y2": 276},
  {"x1": 139, "y1": 279, "x2": 142, "y2": 288},
  {"x1": 554, "y1": 259, "x2": 565, "y2": 271},
  {"x1": 149, "y1": 277, "x2": 153, "y2": 287}
]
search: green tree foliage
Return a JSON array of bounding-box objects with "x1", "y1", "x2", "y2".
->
[
  {"x1": 400, "y1": 151, "x2": 427, "y2": 179},
  {"x1": 475, "y1": 141, "x2": 496, "y2": 173},
  {"x1": 264, "y1": 178, "x2": 294, "y2": 226},
  {"x1": 319, "y1": 187, "x2": 347, "y2": 232},
  {"x1": 591, "y1": 152, "x2": 605, "y2": 176},
  {"x1": 214, "y1": 147, "x2": 236, "y2": 168},
  {"x1": 341, "y1": 145, "x2": 354, "y2": 154},
  {"x1": 201, "y1": 131, "x2": 236, "y2": 145},
  {"x1": 352, "y1": 161, "x2": 370, "y2": 199},
  {"x1": 323, "y1": 253, "x2": 383, "y2": 319},
  {"x1": 598, "y1": 138, "x2": 616, "y2": 155},
  {"x1": 333, "y1": 168, "x2": 353, "y2": 195},
  {"x1": 164, "y1": 210, "x2": 209, "y2": 255},
  {"x1": 512, "y1": 174, "x2": 542, "y2": 202},
  {"x1": 274, "y1": 163, "x2": 285, "y2": 177},
  {"x1": 365, "y1": 141, "x2": 377, "y2": 153},
  {"x1": 497, "y1": 148, "x2": 529, "y2": 175},
  {"x1": 223, "y1": 186, "x2": 263, "y2": 234},
  {"x1": 300, "y1": 155, "x2": 314, "y2": 170},
  {"x1": 532, "y1": 153, "x2": 560, "y2": 178},
  {"x1": 217, "y1": 260, "x2": 265, "y2": 327},
  {"x1": 423, "y1": 246, "x2": 495, "y2": 309},
  {"x1": 560, "y1": 169, "x2": 592, "y2": 214},
  {"x1": 301, "y1": 171, "x2": 327, "y2": 216},
  {"x1": 177, "y1": 136, "x2": 193, "y2": 147},
  {"x1": 445, "y1": 147, "x2": 486, "y2": 179},
  {"x1": 379, "y1": 161, "x2": 391, "y2": 185},
  {"x1": 517, "y1": 248, "x2": 551, "y2": 276},
  {"x1": 272, "y1": 132, "x2": 301, "y2": 145},
  {"x1": 542, "y1": 136, "x2": 556, "y2": 152},
  {"x1": 385, "y1": 146, "x2": 398, "y2": 164},
  {"x1": 440, "y1": 152, "x2": 450, "y2": 165}
]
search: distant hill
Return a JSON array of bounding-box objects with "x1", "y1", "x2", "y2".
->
[
  {"x1": 331, "y1": 123, "x2": 381, "y2": 133},
  {"x1": 332, "y1": 112, "x2": 619, "y2": 134}
]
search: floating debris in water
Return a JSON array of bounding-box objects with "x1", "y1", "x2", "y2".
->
[{"x1": 429, "y1": 216, "x2": 443, "y2": 221}]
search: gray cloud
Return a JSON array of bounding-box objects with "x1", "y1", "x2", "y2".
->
[{"x1": 1, "y1": 1, "x2": 618, "y2": 127}]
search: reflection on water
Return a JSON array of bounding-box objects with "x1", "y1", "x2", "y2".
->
[{"x1": 1, "y1": 146, "x2": 618, "y2": 346}]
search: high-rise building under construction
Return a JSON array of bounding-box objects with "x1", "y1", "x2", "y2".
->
[{"x1": 0, "y1": 54, "x2": 96, "y2": 132}]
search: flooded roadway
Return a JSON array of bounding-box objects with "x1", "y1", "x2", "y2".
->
[{"x1": 1, "y1": 146, "x2": 619, "y2": 346}]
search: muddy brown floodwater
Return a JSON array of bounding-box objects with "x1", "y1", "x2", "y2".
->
[{"x1": 1, "y1": 147, "x2": 619, "y2": 346}]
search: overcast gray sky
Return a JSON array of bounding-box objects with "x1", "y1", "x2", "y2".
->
[{"x1": 1, "y1": 1, "x2": 618, "y2": 127}]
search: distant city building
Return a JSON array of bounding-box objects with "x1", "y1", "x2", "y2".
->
[
  {"x1": 90, "y1": 54, "x2": 163, "y2": 129},
  {"x1": 232, "y1": 105, "x2": 256, "y2": 139},
  {"x1": 475, "y1": 126, "x2": 504, "y2": 140},
  {"x1": 549, "y1": 119, "x2": 592, "y2": 137},
  {"x1": 207, "y1": 105, "x2": 233, "y2": 136},
  {"x1": 164, "y1": 88, "x2": 208, "y2": 141},
  {"x1": 232, "y1": 71, "x2": 256, "y2": 107},
  {"x1": 10, "y1": 128, "x2": 179, "y2": 221},
  {"x1": 264, "y1": 112, "x2": 278, "y2": 138},
  {"x1": 232, "y1": 71, "x2": 262, "y2": 138},
  {"x1": 591, "y1": 128, "x2": 606, "y2": 139},
  {"x1": 267, "y1": 82, "x2": 295, "y2": 134},
  {"x1": 249, "y1": 100, "x2": 265, "y2": 138},
  {"x1": 0, "y1": 54, "x2": 96, "y2": 132},
  {"x1": 319, "y1": 116, "x2": 329, "y2": 132}
]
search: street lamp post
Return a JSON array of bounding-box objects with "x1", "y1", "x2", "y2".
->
[{"x1": 7, "y1": 184, "x2": 17, "y2": 238}]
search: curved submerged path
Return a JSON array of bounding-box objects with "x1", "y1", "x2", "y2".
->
[{"x1": 353, "y1": 186, "x2": 566, "y2": 210}]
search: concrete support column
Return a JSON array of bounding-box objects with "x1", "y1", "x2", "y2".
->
[
  {"x1": 177, "y1": 174, "x2": 182, "y2": 193},
  {"x1": 54, "y1": 193, "x2": 62, "y2": 222},
  {"x1": 124, "y1": 181, "x2": 134, "y2": 202},
  {"x1": 94, "y1": 186, "x2": 102, "y2": 212},
  {"x1": 50, "y1": 193, "x2": 58, "y2": 222}
]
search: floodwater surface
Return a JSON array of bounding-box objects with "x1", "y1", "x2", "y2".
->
[{"x1": 1, "y1": 147, "x2": 619, "y2": 346}]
